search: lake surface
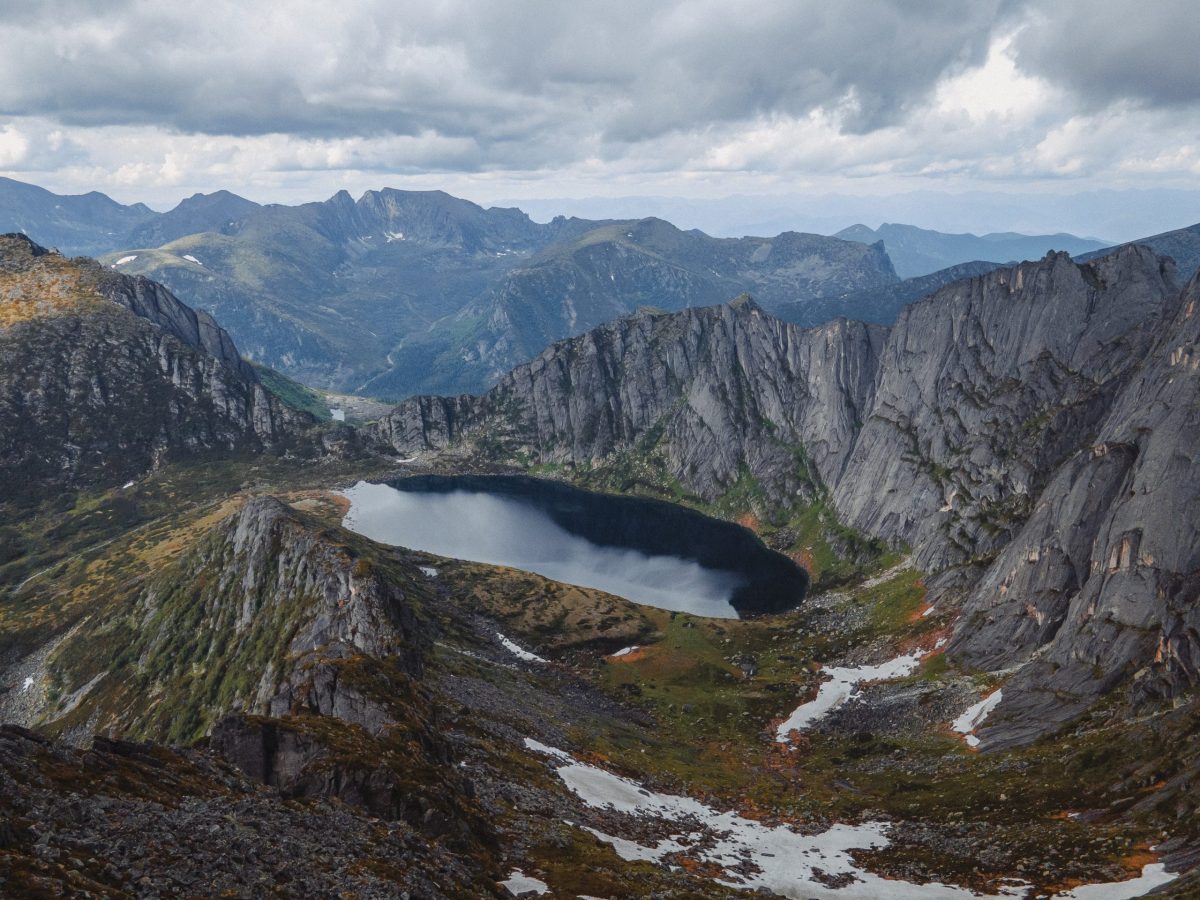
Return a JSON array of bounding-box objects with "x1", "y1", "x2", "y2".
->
[{"x1": 339, "y1": 475, "x2": 808, "y2": 619}]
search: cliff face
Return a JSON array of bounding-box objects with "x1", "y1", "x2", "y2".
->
[
  {"x1": 959, "y1": 271, "x2": 1200, "y2": 747},
  {"x1": 372, "y1": 246, "x2": 1197, "y2": 745},
  {"x1": 0, "y1": 235, "x2": 309, "y2": 499},
  {"x1": 833, "y1": 246, "x2": 1179, "y2": 573},
  {"x1": 375, "y1": 295, "x2": 886, "y2": 501}
]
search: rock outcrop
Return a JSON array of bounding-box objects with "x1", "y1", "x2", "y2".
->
[
  {"x1": 27, "y1": 496, "x2": 430, "y2": 742},
  {"x1": 0, "y1": 723, "x2": 497, "y2": 897},
  {"x1": 0, "y1": 235, "x2": 310, "y2": 499}
]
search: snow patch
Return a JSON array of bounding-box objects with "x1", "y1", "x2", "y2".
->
[
  {"x1": 498, "y1": 632, "x2": 546, "y2": 664},
  {"x1": 952, "y1": 689, "x2": 1003, "y2": 748},
  {"x1": 610, "y1": 646, "x2": 639, "y2": 657},
  {"x1": 182, "y1": 254, "x2": 203, "y2": 265},
  {"x1": 121, "y1": 480, "x2": 136, "y2": 489},
  {"x1": 776, "y1": 649, "x2": 924, "y2": 742},
  {"x1": 21, "y1": 676, "x2": 34, "y2": 693},
  {"x1": 522, "y1": 738, "x2": 572, "y2": 762},
  {"x1": 500, "y1": 869, "x2": 549, "y2": 896},
  {"x1": 418, "y1": 566, "x2": 438, "y2": 578},
  {"x1": 384, "y1": 230, "x2": 405, "y2": 242},
  {"x1": 525, "y1": 739, "x2": 1045, "y2": 899},
  {"x1": 1050, "y1": 863, "x2": 1176, "y2": 899},
  {"x1": 114, "y1": 255, "x2": 137, "y2": 266},
  {"x1": 330, "y1": 408, "x2": 346, "y2": 422}
]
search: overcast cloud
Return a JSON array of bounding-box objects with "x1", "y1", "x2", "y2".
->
[{"x1": 0, "y1": 0, "x2": 1197, "y2": 217}]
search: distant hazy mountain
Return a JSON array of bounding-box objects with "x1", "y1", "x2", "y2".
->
[
  {"x1": 1076, "y1": 221, "x2": 1200, "y2": 281},
  {"x1": 0, "y1": 176, "x2": 156, "y2": 256},
  {"x1": 507, "y1": 189, "x2": 1200, "y2": 244},
  {"x1": 88, "y1": 186, "x2": 903, "y2": 399},
  {"x1": 363, "y1": 217, "x2": 898, "y2": 398},
  {"x1": 99, "y1": 188, "x2": 606, "y2": 395},
  {"x1": 773, "y1": 259, "x2": 1004, "y2": 327},
  {"x1": 125, "y1": 190, "x2": 262, "y2": 248},
  {"x1": 10, "y1": 175, "x2": 1140, "y2": 401},
  {"x1": 833, "y1": 223, "x2": 1107, "y2": 278}
]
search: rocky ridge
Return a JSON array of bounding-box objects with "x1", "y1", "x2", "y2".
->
[
  {"x1": 373, "y1": 245, "x2": 1199, "y2": 746},
  {"x1": 0, "y1": 235, "x2": 320, "y2": 500}
]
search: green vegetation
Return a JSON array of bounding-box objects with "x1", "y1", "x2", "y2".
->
[{"x1": 253, "y1": 362, "x2": 331, "y2": 419}]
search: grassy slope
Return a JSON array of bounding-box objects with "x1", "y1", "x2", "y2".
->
[{"x1": 252, "y1": 362, "x2": 331, "y2": 420}]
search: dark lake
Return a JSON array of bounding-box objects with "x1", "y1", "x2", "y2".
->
[{"x1": 340, "y1": 474, "x2": 808, "y2": 618}]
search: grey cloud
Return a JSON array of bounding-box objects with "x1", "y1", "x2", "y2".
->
[
  {"x1": 0, "y1": 0, "x2": 1197, "y2": 191},
  {"x1": 0, "y1": 0, "x2": 1012, "y2": 152},
  {"x1": 1012, "y1": 1, "x2": 1200, "y2": 109}
]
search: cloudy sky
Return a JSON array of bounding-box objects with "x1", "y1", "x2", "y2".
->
[{"x1": 1, "y1": 0, "x2": 1197, "y2": 234}]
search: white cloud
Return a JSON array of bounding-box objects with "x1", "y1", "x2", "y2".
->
[{"x1": 0, "y1": 1, "x2": 1196, "y2": 208}]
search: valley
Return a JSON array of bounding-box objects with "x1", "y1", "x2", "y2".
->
[{"x1": 2, "y1": 209, "x2": 1199, "y2": 897}]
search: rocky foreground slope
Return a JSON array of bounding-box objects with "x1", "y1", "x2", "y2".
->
[{"x1": 374, "y1": 245, "x2": 1199, "y2": 749}]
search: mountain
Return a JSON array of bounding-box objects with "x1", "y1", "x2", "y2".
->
[
  {"x1": 102, "y1": 193, "x2": 901, "y2": 399},
  {"x1": 0, "y1": 234, "x2": 319, "y2": 502},
  {"x1": 365, "y1": 217, "x2": 899, "y2": 397},
  {"x1": 4, "y1": 234, "x2": 1200, "y2": 894},
  {"x1": 1076, "y1": 220, "x2": 1200, "y2": 281},
  {"x1": 835, "y1": 222, "x2": 1108, "y2": 278},
  {"x1": 124, "y1": 189, "x2": 262, "y2": 248},
  {"x1": 99, "y1": 188, "x2": 603, "y2": 395},
  {"x1": 0, "y1": 177, "x2": 156, "y2": 257},
  {"x1": 373, "y1": 246, "x2": 1196, "y2": 751},
  {"x1": 772, "y1": 258, "x2": 1003, "y2": 326}
]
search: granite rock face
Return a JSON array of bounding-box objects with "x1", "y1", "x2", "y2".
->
[
  {"x1": 373, "y1": 246, "x2": 1198, "y2": 744},
  {"x1": 375, "y1": 295, "x2": 885, "y2": 501},
  {"x1": 832, "y1": 246, "x2": 1179, "y2": 573},
  {"x1": 966, "y1": 268, "x2": 1200, "y2": 748},
  {"x1": 0, "y1": 235, "x2": 309, "y2": 498}
]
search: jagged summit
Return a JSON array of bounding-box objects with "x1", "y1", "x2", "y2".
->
[{"x1": 0, "y1": 232, "x2": 52, "y2": 259}]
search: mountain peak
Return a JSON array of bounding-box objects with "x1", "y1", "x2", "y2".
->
[{"x1": 0, "y1": 232, "x2": 52, "y2": 261}]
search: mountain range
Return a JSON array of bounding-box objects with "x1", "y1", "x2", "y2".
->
[
  {"x1": 3, "y1": 178, "x2": 1200, "y2": 896},
  {"x1": 1, "y1": 176, "x2": 1129, "y2": 402},
  {"x1": 375, "y1": 244, "x2": 1198, "y2": 751},
  {"x1": 834, "y1": 222, "x2": 1108, "y2": 278}
]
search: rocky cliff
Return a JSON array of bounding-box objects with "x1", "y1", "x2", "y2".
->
[
  {"x1": 0, "y1": 235, "x2": 312, "y2": 500},
  {"x1": 959, "y1": 266, "x2": 1200, "y2": 747},
  {"x1": 0, "y1": 494, "x2": 506, "y2": 893},
  {"x1": 375, "y1": 295, "x2": 885, "y2": 502},
  {"x1": 374, "y1": 245, "x2": 1198, "y2": 746},
  {"x1": 832, "y1": 245, "x2": 1179, "y2": 573}
]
